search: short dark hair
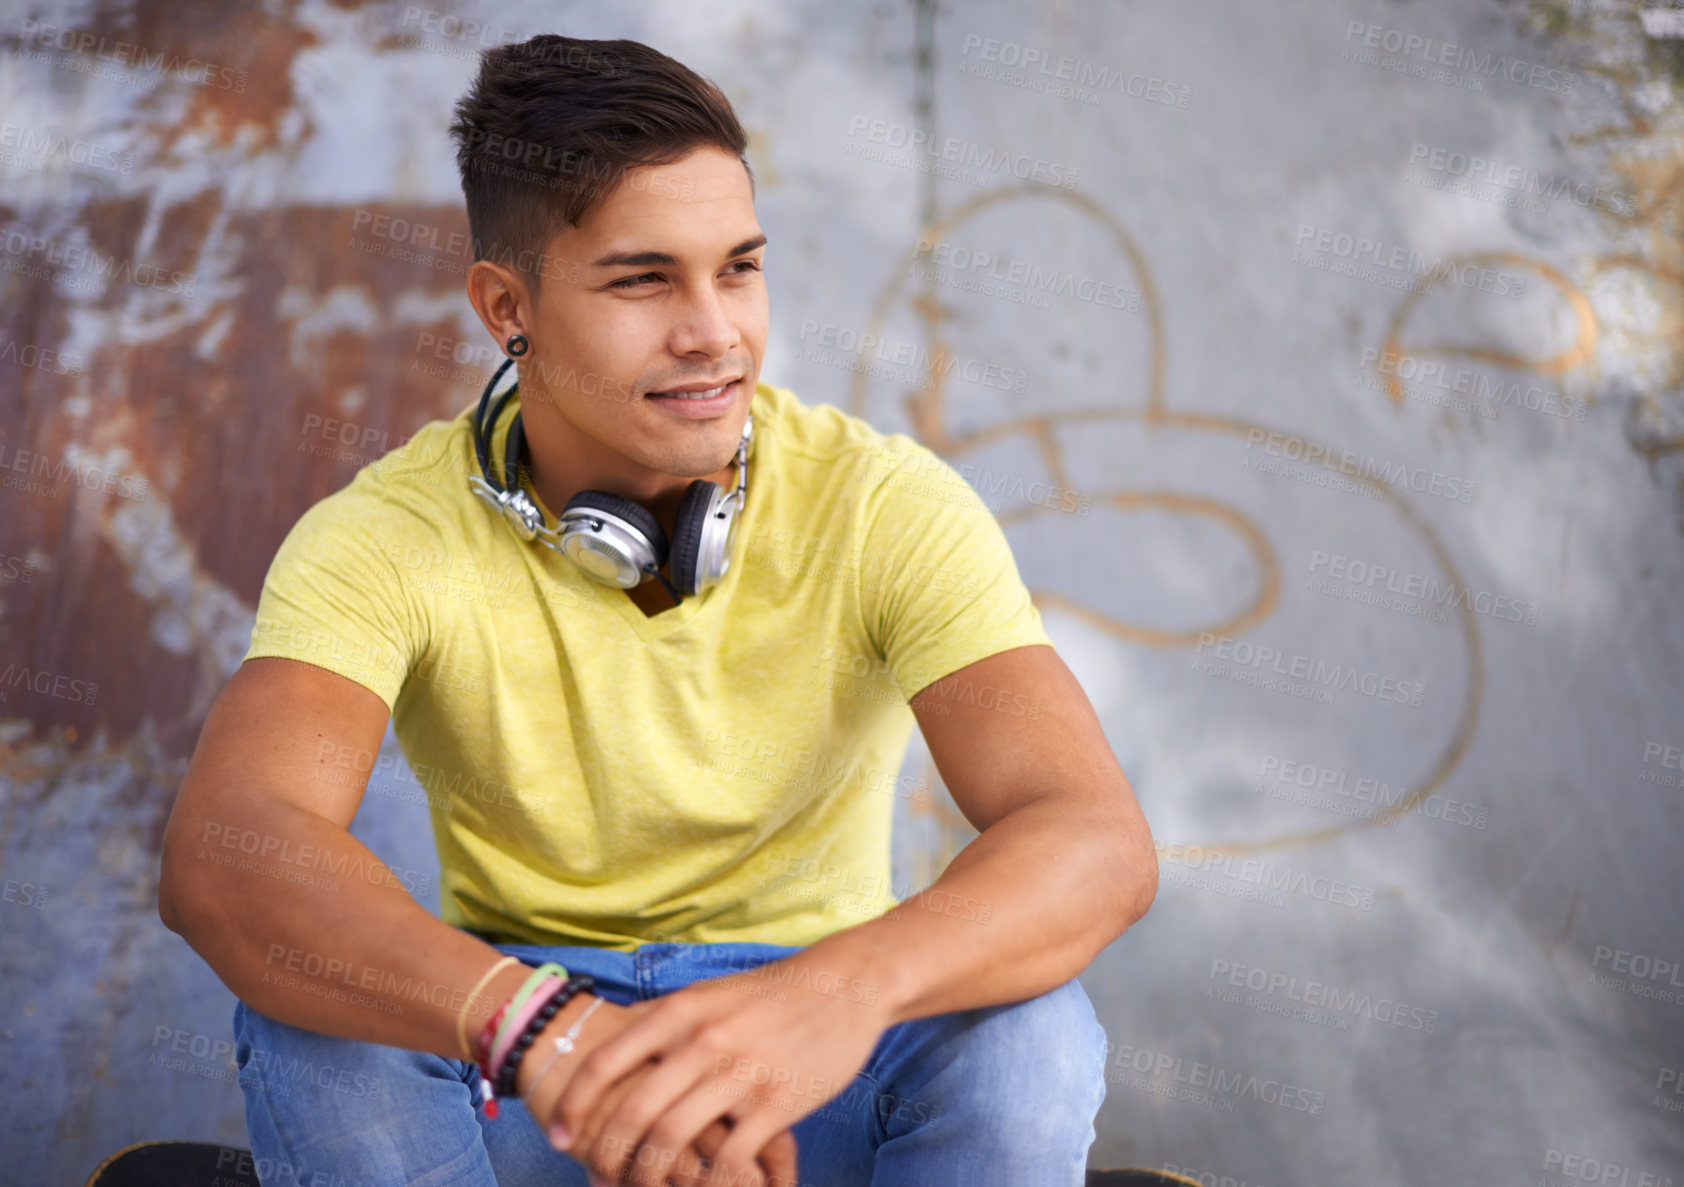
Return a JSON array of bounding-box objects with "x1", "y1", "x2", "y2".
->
[{"x1": 448, "y1": 35, "x2": 753, "y2": 296}]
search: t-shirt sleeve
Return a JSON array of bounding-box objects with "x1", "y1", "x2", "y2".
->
[
  {"x1": 240, "y1": 487, "x2": 431, "y2": 715},
  {"x1": 856, "y1": 439, "x2": 1054, "y2": 701}
]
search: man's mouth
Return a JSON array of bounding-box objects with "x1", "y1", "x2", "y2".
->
[
  {"x1": 648, "y1": 381, "x2": 735, "y2": 400},
  {"x1": 644, "y1": 378, "x2": 741, "y2": 415}
]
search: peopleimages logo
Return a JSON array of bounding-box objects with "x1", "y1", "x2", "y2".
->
[
  {"x1": 1244, "y1": 426, "x2": 1477, "y2": 504},
  {"x1": 1293, "y1": 223, "x2": 1527, "y2": 301},
  {"x1": 1102, "y1": 1041, "x2": 1326, "y2": 1115},
  {"x1": 1587, "y1": 943, "x2": 1684, "y2": 1007},
  {"x1": 956, "y1": 33, "x2": 1192, "y2": 109},
  {"x1": 1342, "y1": 21, "x2": 1577, "y2": 94},
  {"x1": 18, "y1": 19, "x2": 248, "y2": 92},
  {"x1": 1156, "y1": 840, "x2": 1377, "y2": 912},
  {"x1": 1256, "y1": 752, "x2": 1490, "y2": 831},
  {"x1": 1308, "y1": 549, "x2": 1539, "y2": 626},
  {"x1": 1640, "y1": 741, "x2": 1684, "y2": 787},
  {"x1": 0, "y1": 663, "x2": 97, "y2": 705},
  {"x1": 0, "y1": 225, "x2": 197, "y2": 297},
  {"x1": 1593, "y1": 946, "x2": 1684, "y2": 987},
  {"x1": 1359, "y1": 348, "x2": 1587, "y2": 421},
  {"x1": 797, "y1": 319, "x2": 1028, "y2": 393},
  {"x1": 844, "y1": 116, "x2": 1080, "y2": 189},
  {"x1": 908, "y1": 234, "x2": 1142, "y2": 311},
  {"x1": 1207, "y1": 958, "x2": 1440, "y2": 1033},
  {"x1": 1193, "y1": 632, "x2": 1425, "y2": 707},
  {"x1": 0, "y1": 123, "x2": 134, "y2": 174},
  {"x1": 1541, "y1": 1148, "x2": 1675, "y2": 1187},
  {"x1": 1406, "y1": 142, "x2": 1635, "y2": 217}
]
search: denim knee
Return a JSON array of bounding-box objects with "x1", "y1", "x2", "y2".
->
[
  {"x1": 865, "y1": 977, "x2": 1107, "y2": 1185},
  {"x1": 979, "y1": 978, "x2": 1108, "y2": 1109},
  {"x1": 882, "y1": 979, "x2": 1104, "y2": 1114},
  {"x1": 233, "y1": 998, "x2": 423, "y2": 1109},
  {"x1": 232, "y1": 998, "x2": 495, "y2": 1187}
]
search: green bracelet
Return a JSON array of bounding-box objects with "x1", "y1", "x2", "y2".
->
[{"x1": 493, "y1": 961, "x2": 568, "y2": 1054}]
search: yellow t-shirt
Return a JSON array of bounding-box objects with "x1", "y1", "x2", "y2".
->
[{"x1": 241, "y1": 380, "x2": 1053, "y2": 951}]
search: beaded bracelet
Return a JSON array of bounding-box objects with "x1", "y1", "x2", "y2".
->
[
  {"x1": 486, "y1": 974, "x2": 564, "y2": 1100},
  {"x1": 492, "y1": 974, "x2": 596, "y2": 1102},
  {"x1": 492, "y1": 974, "x2": 595, "y2": 1100},
  {"x1": 479, "y1": 973, "x2": 595, "y2": 1117},
  {"x1": 473, "y1": 961, "x2": 567, "y2": 1119}
]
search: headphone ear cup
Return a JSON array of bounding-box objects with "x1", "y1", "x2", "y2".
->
[
  {"x1": 667, "y1": 480, "x2": 717, "y2": 598},
  {"x1": 562, "y1": 490, "x2": 670, "y2": 572}
]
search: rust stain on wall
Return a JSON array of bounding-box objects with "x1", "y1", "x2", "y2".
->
[{"x1": 0, "y1": 196, "x2": 482, "y2": 759}]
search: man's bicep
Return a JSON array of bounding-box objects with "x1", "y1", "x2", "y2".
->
[
  {"x1": 160, "y1": 656, "x2": 394, "y2": 928},
  {"x1": 180, "y1": 656, "x2": 394, "y2": 828},
  {"x1": 911, "y1": 643, "x2": 1127, "y2": 834},
  {"x1": 163, "y1": 492, "x2": 428, "y2": 906}
]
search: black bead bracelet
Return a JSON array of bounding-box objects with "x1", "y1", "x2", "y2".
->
[{"x1": 493, "y1": 973, "x2": 595, "y2": 1099}]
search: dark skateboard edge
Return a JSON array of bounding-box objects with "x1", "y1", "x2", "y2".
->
[
  {"x1": 85, "y1": 1140, "x2": 1205, "y2": 1186},
  {"x1": 84, "y1": 1140, "x2": 260, "y2": 1187}
]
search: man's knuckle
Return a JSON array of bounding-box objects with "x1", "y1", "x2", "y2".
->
[
  {"x1": 643, "y1": 1121, "x2": 684, "y2": 1157},
  {"x1": 612, "y1": 1097, "x2": 655, "y2": 1137},
  {"x1": 558, "y1": 1102, "x2": 589, "y2": 1137},
  {"x1": 694, "y1": 1021, "x2": 734, "y2": 1054}
]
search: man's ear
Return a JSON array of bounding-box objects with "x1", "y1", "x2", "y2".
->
[{"x1": 465, "y1": 257, "x2": 533, "y2": 346}]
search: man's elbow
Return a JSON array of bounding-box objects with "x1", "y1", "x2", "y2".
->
[
  {"x1": 157, "y1": 859, "x2": 187, "y2": 936},
  {"x1": 1107, "y1": 822, "x2": 1158, "y2": 933},
  {"x1": 1129, "y1": 844, "x2": 1159, "y2": 923},
  {"x1": 157, "y1": 836, "x2": 207, "y2": 939}
]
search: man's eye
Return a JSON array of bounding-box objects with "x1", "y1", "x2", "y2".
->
[{"x1": 610, "y1": 261, "x2": 760, "y2": 289}]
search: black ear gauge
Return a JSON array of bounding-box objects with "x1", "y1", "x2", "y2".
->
[{"x1": 506, "y1": 333, "x2": 529, "y2": 357}]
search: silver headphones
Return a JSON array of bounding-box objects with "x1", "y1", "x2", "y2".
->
[{"x1": 467, "y1": 355, "x2": 752, "y2": 600}]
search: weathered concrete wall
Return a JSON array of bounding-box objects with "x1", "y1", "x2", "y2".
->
[{"x1": 2, "y1": 1, "x2": 1681, "y2": 1183}]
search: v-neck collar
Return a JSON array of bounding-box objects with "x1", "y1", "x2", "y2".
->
[{"x1": 486, "y1": 387, "x2": 763, "y2": 642}]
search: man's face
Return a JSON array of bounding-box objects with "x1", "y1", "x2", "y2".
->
[{"x1": 519, "y1": 145, "x2": 766, "y2": 485}]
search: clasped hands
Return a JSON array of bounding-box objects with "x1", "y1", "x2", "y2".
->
[{"x1": 515, "y1": 958, "x2": 891, "y2": 1187}]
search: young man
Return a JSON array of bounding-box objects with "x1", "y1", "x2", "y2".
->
[{"x1": 159, "y1": 34, "x2": 1156, "y2": 1187}]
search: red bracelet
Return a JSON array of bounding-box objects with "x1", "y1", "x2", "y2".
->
[
  {"x1": 474, "y1": 1000, "x2": 512, "y2": 1118},
  {"x1": 475, "y1": 1002, "x2": 508, "y2": 1066}
]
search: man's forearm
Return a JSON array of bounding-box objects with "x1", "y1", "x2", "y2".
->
[
  {"x1": 162, "y1": 798, "x2": 535, "y2": 1060},
  {"x1": 791, "y1": 793, "x2": 1156, "y2": 1028}
]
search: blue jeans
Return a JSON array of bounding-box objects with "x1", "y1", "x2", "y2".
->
[{"x1": 234, "y1": 939, "x2": 1107, "y2": 1186}]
